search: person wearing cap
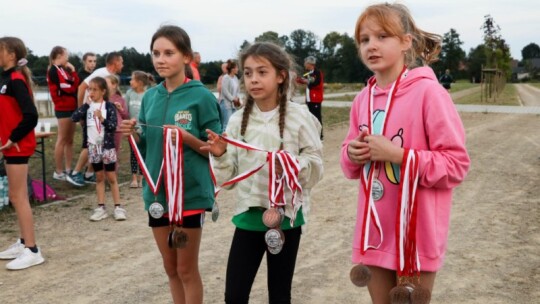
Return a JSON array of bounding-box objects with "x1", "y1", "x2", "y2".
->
[{"x1": 297, "y1": 56, "x2": 324, "y2": 140}]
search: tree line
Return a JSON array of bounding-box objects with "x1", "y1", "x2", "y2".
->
[{"x1": 24, "y1": 15, "x2": 537, "y2": 86}]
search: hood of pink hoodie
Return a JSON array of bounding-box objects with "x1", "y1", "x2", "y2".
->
[{"x1": 371, "y1": 66, "x2": 438, "y2": 98}]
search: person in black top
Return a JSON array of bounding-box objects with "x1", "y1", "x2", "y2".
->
[
  {"x1": 78, "y1": 52, "x2": 96, "y2": 81},
  {"x1": 439, "y1": 69, "x2": 453, "y2": 91}
]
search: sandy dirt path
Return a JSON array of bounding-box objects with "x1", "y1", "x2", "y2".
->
[{"x1": 1, "y1": 112, "x2": 539, "y2": 303}]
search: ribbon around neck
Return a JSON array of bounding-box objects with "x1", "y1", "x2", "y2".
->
[
  {"x1": 129, "y1": 127, "x2": 184, "y2": 225},
  {"x1": 208, "y1": 135, "x2": 303, "y2": 225}
]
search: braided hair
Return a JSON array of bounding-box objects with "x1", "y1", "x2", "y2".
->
[{"x1": 239, "y1": 42, "x2": 293, "y2": 149}]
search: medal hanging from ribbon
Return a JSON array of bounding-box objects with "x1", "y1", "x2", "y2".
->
[
  {"x1": 389, "y1": 148, "x2": 431, "y2": 304},
  {"x1": 359, "y1": 66, "x2": 408, "y2": 254},
  {"x1": 209, "y1": 135, "x2": 303, "y2": 223},
  {"x1": 128, "y1": 127, "x2": 184, "y2": 226},
  {"x1": 208, "y1": 135, "x2": 303, "y2": 254},
  {"x1": 351, "y1": 66, "x2": 409, "y2": 288},
  {"x1": 94, "y1": 101, "x2": 105, "y2": 154}
]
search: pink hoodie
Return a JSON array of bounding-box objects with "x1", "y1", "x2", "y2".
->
[{"x1": 340, "y1": 67, "x2": 470, "y2": 271}]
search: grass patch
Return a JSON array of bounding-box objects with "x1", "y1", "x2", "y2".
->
[
  {"x1": 454, "y1": 83, "x2": 519, "y2": 105},
  {"x1": 324, "y1": 83, "x2": 364, "y2": 93},
  {"x1": 323, "y1": 106, "x2": 351, "y2": 127},
  {"x1": 451, "y1": 82, "x2": 479, "y2": 92},
  {"x1": 325, "y1": 94, "x2": 358, "y2": 102},
  {"x1": 527, "y1": 83, "x2": 540, "y2": 89}
]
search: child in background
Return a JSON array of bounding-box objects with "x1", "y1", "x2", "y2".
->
[
  {"x1": 203, "y1": 42, "x2": 323, "y2": 304},
  {"x1": 105, "y1": 74, "x2": 129, "y2": 166},
  {"x1": 340, "y1": 3, "x2": 470, "y2": 303},
  {"x1": 72, "y1": 77, "x2": 125, "y2": 221},
  {"x1": 0, "y1": 36, "x2": 45, "y2": 270},
  {"x1": 119, "y1": 25, "x2": 222, "y2": 304},
  {"x1": 125, "y1": 71, "x2": 153, "y2": 188}
]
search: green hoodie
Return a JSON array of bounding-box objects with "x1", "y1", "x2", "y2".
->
[{"x1": 137, "y1": 80, "x2": 221, "y2": 211}]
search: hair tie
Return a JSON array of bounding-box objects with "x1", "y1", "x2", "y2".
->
[{"x1": 17, "y1": 58, "x2": 28, "y2": 67}]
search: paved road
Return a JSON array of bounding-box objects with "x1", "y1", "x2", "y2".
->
[{"x1": 515, "y1": 84, "x2": 540, "y2": 106}]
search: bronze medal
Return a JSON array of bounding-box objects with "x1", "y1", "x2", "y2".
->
[
  {"x1": 262, "y1": 208, "x2": 282, "y2": 228},
  {"x1": 171, "y1": 226, "x2": 189, "y2": 248},
  {"x1": 149, "y1": 202, "x2": 164, "y2": 219},
  {"x1": 372, "y1": 178, "x2": 384, "y2": 201},
  {"x1": 211, "y1": 202, "x2": 219, "y2": 222}
]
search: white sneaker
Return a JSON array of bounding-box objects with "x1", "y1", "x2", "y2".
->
[
  {"x1": 6, "y1": 248, "x2": 45, "y2": 270},
  {"x1": 90, "y1": 206, "x2": 108, "y2": 221},
  {"x1": 0, "y1": 239, "x2": 25, "y2": 260},
  {"x1": 53, "y1": 171, "x2": 66, "y2": 181},
  {"x1": 113, "y1": 206, "x2": 127, "y2": 221}
]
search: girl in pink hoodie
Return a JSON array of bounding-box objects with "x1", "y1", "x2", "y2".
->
[{"x1": 340, "y1": 3, "x2": 470, "y2": 303}]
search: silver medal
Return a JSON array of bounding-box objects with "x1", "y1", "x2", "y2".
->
[
  {"x1": 96, "y1": 135, "x2": 104, "y2": 146},
  {"x1": 211, "y1": 202, "x2": 219, "y2": 222},
  {"x1": 265, "y1": 228, "x2": 283, "y2": 248},
  {"x1": 268, "y1": 243, "x2": 283, "y2": 255},
  {"x1": 372, "y1": 178, "x2": 384, "y2": 201},
  {"x1": 149, "y1": 202, "x2": 164, "y2": 219}
]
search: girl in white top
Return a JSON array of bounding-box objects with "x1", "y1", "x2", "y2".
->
[{"x1": 203, "y1": 42, "x2": 323, "y2": 304}]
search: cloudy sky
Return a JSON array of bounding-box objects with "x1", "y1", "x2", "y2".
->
[{"x1": 1, "y1": 0, "x2": 538, "y2": 62}]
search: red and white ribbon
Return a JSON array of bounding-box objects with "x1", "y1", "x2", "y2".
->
[
  {"x1": 396, "y1": 148, "x2": 420, "y2": 277},
  {"x1": 129, "y1": 127, "x2": 184, "y2": 225},
  {"x1": 128, "y1": 135, "x2": 164, "y2": 195},
  {"x1": 359, "y1": 66, "x2": 408, "y2": 254},
  {"x1": 209, "y1": 135, "x2": 303, "y2": 223},
  {"x1": 163, "y1": 128, "x2": 184, "y2": 225}
]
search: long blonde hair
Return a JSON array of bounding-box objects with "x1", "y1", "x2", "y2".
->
[{"x1": 354, "y1": 3, "x2": 441, "y2": 68}]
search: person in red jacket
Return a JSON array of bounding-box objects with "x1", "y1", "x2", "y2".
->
[
  {"x1": 297, "y1": 56, "x2": 324, "y2": 140},
  {"x1": 0, "y1": 36, "x2": 45, "y2": 270},
  {"x1": 47, "y1": 46, "x2": 82, "y2": 186}
]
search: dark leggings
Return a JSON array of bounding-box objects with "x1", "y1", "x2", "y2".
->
[
  {"x1": 307, "y1": 102, "x2": 323, "y2": 139},
  {"x1": 225, "y1": 227, "x2": 302, "y2": 304},
  {"x1": 129, "y1": 145, "x2": 142, "y2": 174}
]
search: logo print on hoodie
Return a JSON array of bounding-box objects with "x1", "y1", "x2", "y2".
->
[{"x1": 175, "y1": 110, "x2": 192, "y2": 130}]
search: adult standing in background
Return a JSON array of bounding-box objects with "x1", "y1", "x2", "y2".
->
[
  {"x1": 297, "y1": 56, "x2": 324, "y2": 140},
  {"x1": 69, "y1": 52, "x2": 124, "y2": 185},
  {"x1": 78, "y1": 52, "x2": 96, "y2": 81},
  {"x1": 190, "y1": 51, "x2": 201, "y2": 81},
  {"x1": 219, "y1": 59, "x2": 240, "y2": 131},
  {"x1": 216, "y1": 62, "x2": 227, "y2": 102},
  {"x1": 47, "y1": 46, "x2": 81, "y2": 186},
  {"x1": 439, "y1": 69, "x2": 453, "y2": 91}
]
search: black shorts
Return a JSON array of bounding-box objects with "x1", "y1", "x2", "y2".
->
[
  {"x1": 91, "y1": 162, "x2": 116, "y2": 172},
  {"x1": 4, "y1": 156, "x2": 30, "y2": 164},
  {"x1": 55, "y1": 110, "x2": 74, "y2": 119},
  {"x1": 148, "y1": 212, "x2": 205, "y2": 228}
]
